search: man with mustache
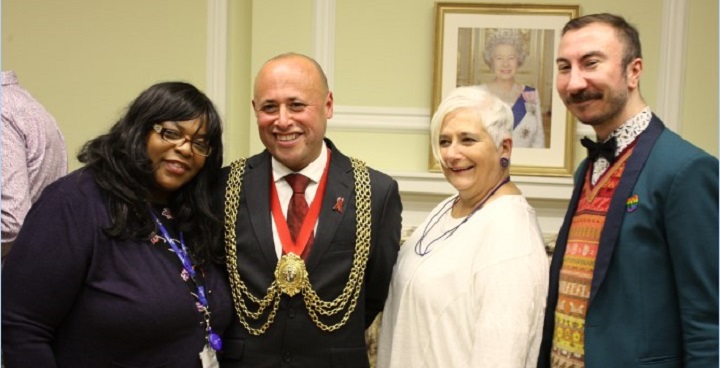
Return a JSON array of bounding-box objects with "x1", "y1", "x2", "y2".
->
[{"x1": 537, "y1": 13, "x2": 718, "y2": 368}]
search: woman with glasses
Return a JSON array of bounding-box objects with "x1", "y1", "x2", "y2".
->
[{"x1": 2, "y1": 82, "x2": 232, "y2": 367}]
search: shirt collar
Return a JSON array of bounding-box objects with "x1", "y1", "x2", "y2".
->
[
  {"x1": 271, "y1": 140, "x2": 328, "y2": 183},
  {"x1": 607, "y1": 106, "x2": 652, "y2": 156}
]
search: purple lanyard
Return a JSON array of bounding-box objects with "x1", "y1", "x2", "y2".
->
[{"x1": 149, "y1": 209, "x2": 222, "y2": 351}]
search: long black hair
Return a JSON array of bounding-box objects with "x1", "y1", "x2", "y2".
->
[{"x1": 77, "y1": 82, "x2": 224, "y2": 263}]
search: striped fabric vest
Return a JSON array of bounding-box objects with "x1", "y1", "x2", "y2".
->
[{"x1": 550, "y1": 146, "x2": 635, "y2": 368}]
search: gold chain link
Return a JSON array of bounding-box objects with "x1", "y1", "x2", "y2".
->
[
  {"x1": 224, "y1": 157, "x2": 372, "y2": 334},
  {"x1": 224, "y1": 158, "x2": 281, "y2": 335}
]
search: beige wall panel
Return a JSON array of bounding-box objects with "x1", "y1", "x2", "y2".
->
[
  {"x1": 327, "y1": 0, "x2": 673, "y2": 173},
  {"x1": 4, "y1": 0, "x2": 715, "y2": 172},
  {"x1": 226, "y1": 0, "x2": 253, "y2": 162},
  {"x1": 334, "y1": 0, "x2": 434, "y2": 108},
  {"x1": 2, "y1": 0, "x2": 208, "y2": 171},
  {"x1": 246, "y1": 0, "x2": 316, "y2": 156},
  {"x1": 683, "y1": 0, "x2": 718, "y2": 156},
  {"x1": 327, "y1": 130, "x2": 430, "y2": 172}
]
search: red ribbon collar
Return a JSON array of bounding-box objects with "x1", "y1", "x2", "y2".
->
[{"x1": 269, "y1": 149, "x2": 331, "y2": 256}]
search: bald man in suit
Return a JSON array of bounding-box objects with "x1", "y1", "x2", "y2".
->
[{"x1": 220, "y1": 53, "x2": 402, "y2": 368}]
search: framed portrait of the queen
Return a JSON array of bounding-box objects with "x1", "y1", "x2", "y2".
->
[{"x1": 430, "y1": 3, "x2": 580, "y2": 176}]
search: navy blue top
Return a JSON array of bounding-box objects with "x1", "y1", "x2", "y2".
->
[{"x1": 2, "y1": 169, "x2": 233, "y2": 368}]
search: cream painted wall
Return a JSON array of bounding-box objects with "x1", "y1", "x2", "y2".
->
[
  {"x1": 222, "y1": 0, "x2": 717, "y2": 237},
  {"x1": 683, "y1": 0, "x2": 719, "y2": 156},
  {"x1": 227, "y1": 0, "x2": 253, "y2": 160},
  {"x1": 247, "y1": 1, "x2": 316, "y2": 156},
  {"x1": 3, "y1": 0, "x2": 716, "y2": 171},
  {"x1": 334, "y1": 1, "x2": 432, "y2": 108},
  {"x1": 2, "y1": 0, "x2": 716, "y2": 241},
  {"x1": 2, "y1": 0, "x2": 208, "y2": 171},
  {"x1": 227, "y1": 0, "x2": 716, "y2": 173}
]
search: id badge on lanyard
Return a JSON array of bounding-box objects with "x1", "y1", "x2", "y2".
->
[{"x1": 199, "y1": 344, "x2": 219, "y2": 368}]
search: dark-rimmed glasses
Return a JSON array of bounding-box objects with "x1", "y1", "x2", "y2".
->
[{"x1": 152, "y1": 124, "x2": 212, "y2": 157}]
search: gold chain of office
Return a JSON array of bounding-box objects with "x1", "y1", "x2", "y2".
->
[{"x1": 223, "y1": 157, "x2": 372, "y2": 335}]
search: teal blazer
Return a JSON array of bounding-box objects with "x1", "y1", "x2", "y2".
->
[{"x1": 538, "y1": 116, "x2": 719, "y2": 368}]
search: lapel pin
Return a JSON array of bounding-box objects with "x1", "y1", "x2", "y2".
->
[
  {"x1": 626, "y1": 194, "x2": 639, "y2": 212},
  {"x1": 333, "y1": 197, "x2": 345, "y2": 213}
]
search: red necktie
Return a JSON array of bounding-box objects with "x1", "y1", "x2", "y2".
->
[{"x1": 285, "y1": 174, "x2": 314, "y2": 258}]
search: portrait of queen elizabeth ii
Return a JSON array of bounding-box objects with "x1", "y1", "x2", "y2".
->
[{"x1": 455, "y1": 27, "x2": 554, "y2": 149}]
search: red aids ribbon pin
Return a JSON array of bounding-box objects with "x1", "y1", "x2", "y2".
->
[{"x1": 333, "y1": 197, "x2": 345, "y2": 213}]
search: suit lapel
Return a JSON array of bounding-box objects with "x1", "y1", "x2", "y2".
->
[
  {"x1": 589, "y1": 116, "x2": 665, "y2": 305},
  {"x1": 304, "y1": 143, "x2": 355, "y2": 273},
  {"x1": 547, "y1": 160, "x2": 587, "y2": 313},
  {"x1": 542, "y1": 117, "x2": 665, "y2": 359},
  {"x1": 540, "y1": 158, "x2": 589, "y2": 361},
  {"x1": 242, "y1": 152, "x2": 279, "y2": 267}
]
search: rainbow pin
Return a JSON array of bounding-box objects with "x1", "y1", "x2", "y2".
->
[{"x1": 626, "y1": 194, "x2": 639, "y2": 212}]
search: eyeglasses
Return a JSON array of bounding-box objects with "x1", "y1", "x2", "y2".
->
[{"x1": 152, "y1": 124, "x2": 212, "y2": 157}]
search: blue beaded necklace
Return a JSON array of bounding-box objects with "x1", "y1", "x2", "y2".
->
[{"x1": 414, "y1": 177, "x2": 510, "y2": 256}]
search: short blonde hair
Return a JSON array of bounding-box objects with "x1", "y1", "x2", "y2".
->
[{"x1": 430, "y1": 86, "x2": 513, "y2": 167}]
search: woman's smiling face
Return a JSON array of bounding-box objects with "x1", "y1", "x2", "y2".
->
[
  {"x1": 491, "y1": 43, "x2": 519, "y2": 80},
  {"x1": 146, "y1": 118, "x2": 208, "y2": 203},
  {"x1": 439, "y1": 108, "x2": 504, "y2": 198}
]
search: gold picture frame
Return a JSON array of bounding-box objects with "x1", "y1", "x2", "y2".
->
[{"x1": 430, "y1": 3, "x2": 580, "y2": 176}]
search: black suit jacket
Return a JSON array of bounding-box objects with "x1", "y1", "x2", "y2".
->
[{"x1": 221, "y1": 139, "x2": 402, "y2": 368}]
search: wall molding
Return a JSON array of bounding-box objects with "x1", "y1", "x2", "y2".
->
[
  {"x1": 313, "y1": 0, "x2": 336, "y2": 89},
  {"x1": 206, "y1": 0, "x2": 228, "y2": 121},
  {"x1": 389, "y1": 170, "x2": 574, "y2": 200},
  {"x1": 207, "y1": 1, "x2": 686, "y2": 136},
  {"x1": 656, "y1": 0, "x2": 688, "y2": 132},
  {"x1": 331, "y1": 106, "x2": 430, "y2": 133},
  {"x1": 205, "y1": 0, "x2": 686, "y2": 196},
  {"x1": 331, "y1": 105, "x2": 597, "y2": 138}
]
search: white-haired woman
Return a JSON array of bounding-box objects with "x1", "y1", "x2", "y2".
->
[
  {"x1": 377, "y1": 86, "x2": 548, "y2": 368},
  {"x1": 479, "y1": 29, "x2": 545, "y2": 148}
]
